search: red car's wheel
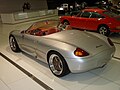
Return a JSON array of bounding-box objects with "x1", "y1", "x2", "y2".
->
[{"x1": 98, "y1": 25, "x2": 110, "y2": 36}]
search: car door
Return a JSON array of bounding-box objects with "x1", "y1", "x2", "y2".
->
[
  {"x1": 73, "y1": 11, "x2": 91, "y2": 29},
  {"x1": 20, "y1": 30, "x2": 37, "y2": 56},
  {"x1": 85, "y1": 12, "x2": 105, "y2": 30},
  {"x1": 70, "y1": 11, "x2": 83, "y2": 29}
]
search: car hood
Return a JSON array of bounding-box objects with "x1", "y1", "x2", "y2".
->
[{"x1": 44, "y1": 30, "x2": 110, "y2": 55}]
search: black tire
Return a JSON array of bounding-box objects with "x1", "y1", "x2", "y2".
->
[
  {"x1": 48, "y1": 51, "x2": 70, "y2": 77},
  {"x1": 9, "y1": 35, "x2": 21, "y2": 52},
  {"x1": 62, "y1": 21, "x2": 70, "y2": 30},
  {"x1": 57, "y1": 22, "x2": 66, "y2": 31},
  {"x1": 63, "y1": 20, "x2": 69, "y2": 26},
  {"x1": 98, "y1": 25, "x2": 110, "y2": 36}
]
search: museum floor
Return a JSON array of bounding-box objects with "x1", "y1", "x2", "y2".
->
[{"x1": 0, "y1": 19, "x2": 120, "y2": 90}]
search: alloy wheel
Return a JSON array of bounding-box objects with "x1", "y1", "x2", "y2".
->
[{"x1": 49, "y1": 54, "x2": 63, "y2": 75}]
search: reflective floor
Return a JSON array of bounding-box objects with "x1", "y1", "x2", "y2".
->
[{"x1": 0, "y1": 19, "x2": 120, "y2": 90}]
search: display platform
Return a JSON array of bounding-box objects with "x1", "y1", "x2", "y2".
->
[
  {"x1": 0, "y1": 44, "x2": 120, "y2": 90},
  {"x1": 0, "y1": 17, "x2": 120, "y2": 90}
]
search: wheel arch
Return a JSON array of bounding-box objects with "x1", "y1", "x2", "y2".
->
[
  {"x1": 9, "y1": 34, "x2": 14, "y2": 39},
  {"x1": 47, "y1": 50, "x2": 63, "y2": 62},
  {"x1": 9, "y1": 34, "x2": 18, "y2": 42},
  {"x1": 62, "y1": 19, "x2": 70, "y2": 24},
  {"x1": 97, "y1": 24, "x2": 110, "y2": 30},
  {"x1": 47, "y1": 50, "x2": 70, "y2": 71}
]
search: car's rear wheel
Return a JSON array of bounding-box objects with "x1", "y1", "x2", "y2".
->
[
  {"x1": 48, "y1": 51, "x2": 70, "y2": 77},
  {"x1": 9, "y1": 35, "x2": 21, "y2": 52},
  {"x1": 98, "y1": 25, "x2": 110, "y2": 36}
]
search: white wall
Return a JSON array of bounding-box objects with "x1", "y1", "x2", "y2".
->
[{"x1": 0, "y1": 0, "x2": 48, "y2": 13}]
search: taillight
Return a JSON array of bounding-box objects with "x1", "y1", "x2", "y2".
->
[
  {"x1": 74, "y1": 48, "x2": 89, "y2": 57},
  {"x1": 107, "y1": 38, "x2": 114, "y2": 46}
]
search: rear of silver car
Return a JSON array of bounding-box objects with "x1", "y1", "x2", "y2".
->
[
  {"x1": 66, "y1": 47, "x2": 115, "y2": 73},
  {"x1": 45, "y1": 30, "x2": 115, "y2": 73}
]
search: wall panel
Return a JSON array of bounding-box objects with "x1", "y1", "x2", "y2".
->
[{"x1": 0, "y1": 0, "x2": 48, "y2": 13}]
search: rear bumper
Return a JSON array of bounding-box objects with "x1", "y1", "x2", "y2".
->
[{"x1": 66, "y1": 47, "x2": 115, "y2": 73}]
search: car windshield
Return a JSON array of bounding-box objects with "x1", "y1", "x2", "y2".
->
[
  {"x1": 27, "y1": 20, "x2": 59, "y2": 31},
  {"x1": 103, "y1": 11, "x2": 118, "y2": 17},
  {"x1": 24, "y1": 20, "x2": 59, "y2": 36}
]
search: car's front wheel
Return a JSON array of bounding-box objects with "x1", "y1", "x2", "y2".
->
[
  {"x1": 98, "y1": 25, "x2": 110, "y2": 36},
  {"x1": 63, "y1": 20, "x2": 69, "y2": 26},
  {"x1": 48, "y1": 51, "x2": 70, "y2": 77},
  {"x1": 9, "y1": 35, "x2": 21, "y2": 52}
]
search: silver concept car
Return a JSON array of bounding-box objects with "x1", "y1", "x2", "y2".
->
[{"x1": 9, "y1": 20, "x2": 115, "y2": 77}]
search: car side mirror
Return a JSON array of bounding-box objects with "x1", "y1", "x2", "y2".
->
[{"x1": 21, "y1": 30, "x2": 26, "y2": 34}]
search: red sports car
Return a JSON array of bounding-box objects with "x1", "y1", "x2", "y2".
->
[{"x1": 59, "y1": 8, "x2": 120, "y2": 36}]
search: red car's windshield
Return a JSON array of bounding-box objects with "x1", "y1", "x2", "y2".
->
[{"x1": 103, "y1": 11, "x2": 118, "y2": 17}]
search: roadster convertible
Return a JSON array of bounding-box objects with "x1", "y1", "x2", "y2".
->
[{"x1": 9, "y1": 20, "x2": 115, "y2": 77}]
